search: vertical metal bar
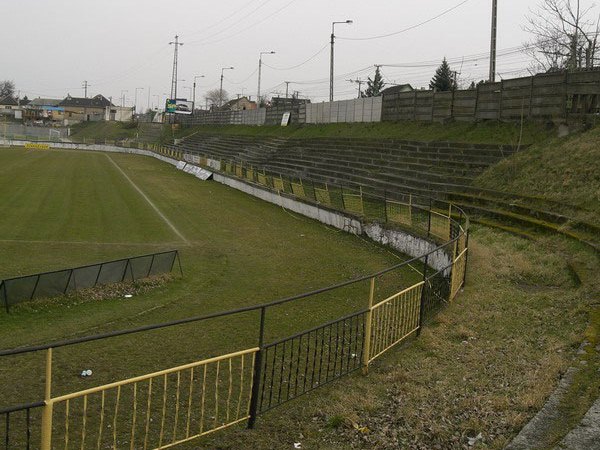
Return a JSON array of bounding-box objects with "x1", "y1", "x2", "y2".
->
[
  {"x1": 213, "y1": 361, "x2": 220, "y2": 429},
  {"x1": 185, "y1": 368, "x2": 194, "y2": 438},
  {"x1": 63, "y1": 270, "x2": 74, "y2": 295},
  {"x1": 199, "y1": 366, "x2": 207, "y2": 435},
  {"x1": 293, "y1": 335, "x2": 303, "y2": 397},
  {"x1": 143, "y1": 378, "x2": 152, "y2": 450},
  {"x1": 427, "y1": 198, "x2": 432, "y2": 237},
  {"x1": 176, "y1": 251, "x2": 184, "y2": 277},
  {"x1": 339, "y1": 318, "x2": 347, "y2": 375},
  {"x1": 80, "y1": 395, "x2": 88, "y2": 450},
  {"x1": 462, "y1": 231, "x2": 470, "y2": 287},
  {"x1": 158, "y1": 375, "x2": 167, "y2": 447},
  {"x1": 286, "y1": 339, "x2": 295, "y2": 401},
  {"x1": 130, "y1": 384, "x2": 137, "y2": 450},
  {"x1": 325, "y1": 323, "x2": 333, "y2": 381},
  {"x1": 236, "y1": 355, "x2": 245, "y2": 420},
  {"x1": 112, "y1": 386, "x2": 121, "y2": 450},
  {"x1": 418, "y1": 255, "x2": 430, "y2": 335},
  {"x1": 64, "y1": 399, "x2": 69, "y2": 450},
  {"x1": 1, "y1": 281, "x2": 8, "y2": 314},
  {"x1": 226, "y1": 360, "x2": 233, "y2": 423},
  {"x1": 302, "y1": 331, "x2": 312, "y2": 393},
  {"x1": 332, "y1": 322, "x2": 340, "y2": 377},
  {"x1": 362, "y1": 277, "x2": 375, "y2": 374},
  {"x1": 173, "y1": 372, "x2": 181, "y2": 442},
  {"x1": 310, "y1": 329, "x2": 319, "y2": 389},
  {"x1": 316, "y1": 325, "x2": 326, "y2": 387},
  {"x1": 247, "y1": 306, "x2": 266, "y2": 429},
  {"x1": 276, "y1": 341, "x2": 287, "y2": 405},
  {"x1": 26, "y1": 407, "x2": 31, "y2": 450},
  {"x1": 121, "y1": 260, "x2": 130, "y2": 283},
  {"x1": 146, "y1": 255, "x2": 155, "y2": 278},
  {"x1": 5, "y1": 411, "x2": 9, "y2": 450},
  {"x1": 29, "y1": 274, "x2": 41, "y2": 300},
  {"x1": 93, "y1": 264, "x2": 103, "y2": 287},
  {"x1": 96, "y1": 391, "x2": 105, "y2": 450},
  {"x1": 40, "y1": 348, "x2": 53, "y2": 450},
  {"x1": 267, "y1": 345, "x2": 278, "y2": 408}
]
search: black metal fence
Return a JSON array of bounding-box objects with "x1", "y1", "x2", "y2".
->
[
  {"x1": 0, "y1": 250, "x2": 182, "y2": 313},
  {"x1": 0, "y1": 402, "x2": 43, "y2": 450}
]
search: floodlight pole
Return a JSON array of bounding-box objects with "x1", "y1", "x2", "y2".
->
[
  {"x1": 257, "y1": 51, "x2": 275, "y2": 105},
  {"x1": 134, "y1": 87, "x2": 144, "y2": 114},
  {"x1": 330, "y1": 20, "x2": 353, "y2": 102},
  {"x1": 169, "y1": 35, "x2": 184, "y2": 101}
]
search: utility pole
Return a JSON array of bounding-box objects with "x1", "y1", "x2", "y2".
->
[
  {"x1": 284, "y1": 81, "x2": 291, "y2": 98},
  {"x1": 169, "y1": 35, "x2": 184, "y2": 101},
  {"x1": 120, "y1": 90, "x2": 128, "y2": 107},
  {"x1": 82, "y1": 80, "x2": 90, "y2": 98},
  {"x1": 134, "y1": 87, "x2": 144, "y2": 115},
  {"x1": 347, "y1": 78, "x2": 366, "y2": 98},
  {"x1": 489, "y1": 0, "x2": 498, "y2": 83},
  {"x1": 257, "y1": 51, "x2": 275, "y2": 105},
  {"x1": 330, "y1": 20, "x2": 353, "y2": 102}
]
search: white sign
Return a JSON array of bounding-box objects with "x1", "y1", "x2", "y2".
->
[{"x1": 281, "y1": 112, "x2": 291, "y2": 126}]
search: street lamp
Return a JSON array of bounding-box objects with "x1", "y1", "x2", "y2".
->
[
  {"x1": 220, "y1": 67, "x2": 234, "y2": 107},
  {"x1": 120, "y1": 90, "x2": 128, "y2": 107},
  {"x1": 257, "y1": 51, "x2": 275, "y2": 105},
  {"x1": 193, "y1": 75, "x2": 205, "y2": 111},
  {"x1": 330, "y1": 19, "x2": 353, "y2": 102},
  {"x1": 134, "y1": 87, "x2": 144, "y2": 114}
]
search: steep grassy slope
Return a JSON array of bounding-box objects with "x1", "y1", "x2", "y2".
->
[{"x1": 475, "y1": 125, "x2": 600, "y2": 218}]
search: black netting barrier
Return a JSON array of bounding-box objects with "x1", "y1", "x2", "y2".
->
[{"x1": 0, "y1": 250, "x2": 181, "y2": 312}]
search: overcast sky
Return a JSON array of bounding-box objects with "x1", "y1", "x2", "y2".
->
[{"x1": 0, "y1": 0, "x2": 576, "y2": 109}]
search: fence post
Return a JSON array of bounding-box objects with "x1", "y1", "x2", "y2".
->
[
  {"x1": 1, "y1": 281, "x2": 8, "y2": 314},
  {"x1": 462, "y1": 231, "x2": 470, "y2": 288},
  {"x1": 247, "y1": 306, "x2": 266, "y2": 429},
  {"x1": 176, "y1": 251, "x2": 184, "y2": 277},
  {"x1": 362, "y1": 277, "x2": 375, "y2": 375},
  {"x1": 40, "y1": 348, "x2": 53, "y2": 450},
  {"x1": 417, "y1": 255, "x2": 429, "y2": 336},
  {"x1": 426, "y1": 197, "x2": 432, "y2": 237},
  {"x1": 383, "y1": 190, "x2": 388, "y2": 223},
  {"x1": 340, "y1": 185, "x2": 346, "y2": 210}
]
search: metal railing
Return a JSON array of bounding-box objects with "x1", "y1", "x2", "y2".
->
[
  {"x1": 0, "y1": 147, "x2": 469, "y2": 449},
  {"x1": 0, "y1": 250, "x2": 182, "y2": 313}
]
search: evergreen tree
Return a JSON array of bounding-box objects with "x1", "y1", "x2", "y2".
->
[
  {"x1": 364, "y1": 66, "x2": 385, "y2": 97},
  {"x1": 429, "y1": 58, "x2": 456, "y2": 92}
]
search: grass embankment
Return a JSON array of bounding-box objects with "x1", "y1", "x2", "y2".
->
[
  {"x1": 175, "y1": 120, "x2": 554, "y2": 146},
  {"x1": 475, "y1": 124, "x2": 600, "y2": 219},
  {"x1": 69, "y1": 121, "x2": 139, "y2": 141}
]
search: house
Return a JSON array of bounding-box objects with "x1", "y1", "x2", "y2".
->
[
  {"x1": 105, "y1": 105, "x2": 134, "y2": 122},
  {"x1": 220, "y1": 96, "x2": 257, "y2": 111},
  {"x1": 24, "y1": 98, "x2": 64, "y2": 122},
  {"x1": 380, "y1": 84, "x2": 414, "y2": 96},
  {"x1": 59, "y1": 94, "x2": 112, "y2": 124},
  {"x1": 0, "y1": 96, "x2": 30, "y2": 119}
]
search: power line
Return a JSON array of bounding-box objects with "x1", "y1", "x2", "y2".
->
[
  {"x1": 337, "y1": 0, "x2": 471, "y2": 41},
  {"x1": 262, "y1": 43, "x2": 329, "y2": 71}
]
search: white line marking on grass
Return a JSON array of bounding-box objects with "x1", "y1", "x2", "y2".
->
[{"x1": 105, "y1": 154, "x2": 190, "y2": 244}]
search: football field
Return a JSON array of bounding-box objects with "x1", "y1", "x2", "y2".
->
[{"x1": 0, "y1": 146, "x2": 418, "y2": 408}]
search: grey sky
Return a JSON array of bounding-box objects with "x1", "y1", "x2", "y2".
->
[{"x1": 0, "y1": 0, "x2": 574, "y2": 108}]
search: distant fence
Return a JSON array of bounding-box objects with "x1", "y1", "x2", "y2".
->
[
  {"x1": 0, "y1": 250, "x2": 182, "y2": 312},
  {"x1": 172, "y1": 70, "x2": 600, "y2": 127}
]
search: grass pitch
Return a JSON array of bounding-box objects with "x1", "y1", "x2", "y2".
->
[{"x1": 0, "y1": 146, "x2": 417, "y2": 407}]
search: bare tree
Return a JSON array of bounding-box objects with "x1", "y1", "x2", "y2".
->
[
  {"x1": 204, "y1": 88, "x2": 229, "y2": 109},
  {"x1": 525, "y1": 0, "x2": 600, "y2": 72},
  {"x1": 0, "y1": 80, "x2": 15, "y2": 98}
]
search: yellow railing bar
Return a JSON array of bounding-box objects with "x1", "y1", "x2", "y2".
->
[
  {"x1": 156, "y1": 416, "x2": 250, "y2": 450},
  {"x1": 369, "y1": 327, "x2": 419, "y2": 363},
  {"x1": 143, "y1": 379, "x2": 152, "y2": 450},
  {"x1": 371, "y1": 281, "x2": 424, "y2": 311},
  {"x1": 49, "y1": 348, "x2": 259, "y2": 404}
]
